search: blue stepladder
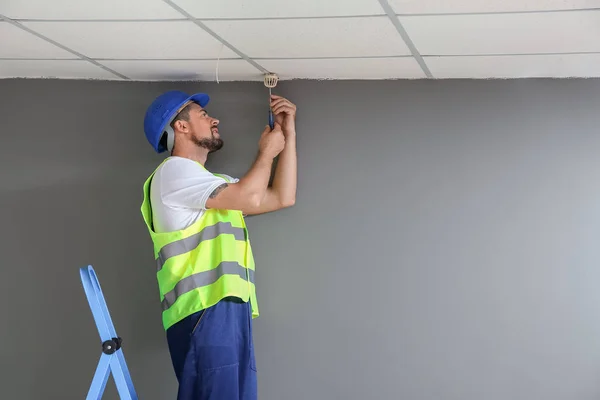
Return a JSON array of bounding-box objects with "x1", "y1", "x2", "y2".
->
[{"x1": 80, "y1": 265, "x2": 138, "y2": 400}]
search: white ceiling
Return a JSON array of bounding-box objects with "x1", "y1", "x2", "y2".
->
[{"x1": 2, "y1": 0, "x2": 600, "y2": 81}]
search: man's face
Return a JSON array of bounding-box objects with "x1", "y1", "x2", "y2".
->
[{"x1": 183, "y1": 102, "x2": 223, "y2": 152}]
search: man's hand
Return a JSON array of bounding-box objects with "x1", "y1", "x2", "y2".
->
[
  {"x1": 270, "y1": 95, "x2": 296, "y2": 135},
  {"x1": 258, "y1": 122, "x2": 285, "y2": 159}
]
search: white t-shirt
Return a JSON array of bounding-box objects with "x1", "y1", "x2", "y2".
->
[{"x1": 149, "y1": 156, "x2": 239, "y2": 233}]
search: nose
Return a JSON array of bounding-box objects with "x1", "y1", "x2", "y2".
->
[{"x1": 211, "y1": 118, "x2": 219, "y2": 126}]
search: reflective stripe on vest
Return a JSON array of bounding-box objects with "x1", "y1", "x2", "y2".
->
[
  {"x1": 161, "y1": 261, "x2": 255, "y2": 310},
  {"x1": 156, "y1": 221, "x2": 247, "y2": 271}
]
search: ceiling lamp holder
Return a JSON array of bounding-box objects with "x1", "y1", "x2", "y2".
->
[{"x1": 264, "y1": 72, "x2": 279, "y2": 89}]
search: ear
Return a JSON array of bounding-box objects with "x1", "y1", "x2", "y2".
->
[{"x1": 172, "y1": 119, "x2": 189, "y2": 133}]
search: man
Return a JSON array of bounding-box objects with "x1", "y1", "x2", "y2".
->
[{"x1": 140, "y1": 89, "x2": 297, "y2": 400}]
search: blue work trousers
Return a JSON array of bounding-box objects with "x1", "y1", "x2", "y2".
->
[{"x1": 166, "y1": 297, "x2": 257, "y2": 400}]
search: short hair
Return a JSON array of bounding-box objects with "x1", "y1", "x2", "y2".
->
[
  {"x1": 169, "y1": 102, "x2": 194, "y2": 130},
  {"x1": 161, "y1": 102, "x2": 195, "y2": 151}
]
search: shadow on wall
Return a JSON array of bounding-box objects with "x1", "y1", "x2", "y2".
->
[{"x1": 0, "y1": 167, "x2": 176, "y2": 399}]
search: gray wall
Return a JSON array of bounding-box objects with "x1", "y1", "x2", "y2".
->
[{"x1": 2, "y1": 78, "x2": 600, "y2": 400}]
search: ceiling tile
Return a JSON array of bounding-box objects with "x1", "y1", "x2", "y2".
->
[
  {"x1": 0, "y1": 22, "x2": 74, "y2": 58},
  {"x1": 172, "y1": 0, "x2": 384, "y2": 18},
  {"x1": 20, "y1": 21, "x2": 238, "y2": 59},
  {"x1": 0, "y1": 60, "x2": 120, "y2": 79},
  {"x1": 203, "y1": 17, "x2": 411, "y2": 58},
  {"x1": 260, "y1": 57, "x2": 426, "y2": 79},
  {"x1": 102, "y1": 59, "x2": 262, "y2": 81},
  {"x1": 0, "y1": 0, "x2": 183, "y2": 20},
  {"x1": 388, "y1": 0, "x2": 600, "y2": 14},
  {"x1": 400, "y1": 10, "x2": 600, "y2": 55},
  {"x1": 425, "y1": 54, "x2": 600, "y2": 78}
]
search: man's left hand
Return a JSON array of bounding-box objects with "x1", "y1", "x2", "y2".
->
[{"x1": 270, "y1": 95, "x2": 296, "y2": 135}]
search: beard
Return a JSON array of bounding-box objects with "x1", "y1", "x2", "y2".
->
[{"x1": 192, "y1": 133, "x2": 223, "y2": 153}]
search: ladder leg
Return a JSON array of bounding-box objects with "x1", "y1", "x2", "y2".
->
[
  {"x1": 116, "y1": 350, "x2": 137, "y2": 398},
  {"x1": 86, "y1": 353, "x2": 111, "y2": 400},
  {"x1": 110, "y1": 352, "x2": 138, "y2": 400}
]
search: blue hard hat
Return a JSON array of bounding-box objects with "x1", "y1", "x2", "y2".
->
[{"x1": 143, "y1": 90, "x2": 210, "y2": 153}]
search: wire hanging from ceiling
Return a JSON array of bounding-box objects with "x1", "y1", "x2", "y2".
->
[{"x1": 215, "y1": 42, "x2": 225, "y2": 84}]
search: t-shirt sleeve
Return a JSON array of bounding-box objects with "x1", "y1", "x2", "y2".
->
[
  {"x1": 157, "y1": 158, "x2": 229, "y2": 210},
  {"x1": 217, "y1": 174, "x2": 239, "y2": 184}
]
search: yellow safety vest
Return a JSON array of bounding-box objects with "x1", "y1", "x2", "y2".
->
[{"x1": 140, "y1": 159, "x2": 259, "y2": 331}]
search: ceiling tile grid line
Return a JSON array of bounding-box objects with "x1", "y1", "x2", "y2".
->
[
  {"x1": 7, "y1": 52, "x2": 600, "y2": 62},
  {"x1": 419, "y1": 51, "x2": 600, "y2": 58},
  {"x1": 189, "y1": 14, "x2": 387, "y2": 21},
  {"x1": 0, "y1": 57, "x2": 81, "y2": 60},
  {"x1": 95, "y1": 55, "x2": 416, "y2": 61},
  {"x1": 12, "y1": 18, "x2": 189, "y2": 22},
  {"x1": 6, "y1": 7, "x2": 600, "y2": 23},
  {"x1": 377, "y1": 0, "x2": 433, "y2": 78},
  {"x1": 10, "y1": 15, "x2": 388, "y2": 22},
  {"x1": 0, "y1": 15, "x2": 130, "y2": 80},
  {"x1": 395, "y1": 7, "x2": 600, "y2": 17},
  {"x1": 161, "y1": 0, "x2": 269, "y2": 74},
  {"x1": 251, "y1": 55, "x2": 415, "y2": 60},
  {"x1": 386, "y1": 1, "x2": 600, "y2": 16},
  {"x1": 190, "y1": 7, "x2": 600, "y2": 19}
]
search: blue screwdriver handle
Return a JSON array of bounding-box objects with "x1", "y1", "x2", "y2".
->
[{"x1": 269, "y1": 109, "x2": 274, "y2": 129}]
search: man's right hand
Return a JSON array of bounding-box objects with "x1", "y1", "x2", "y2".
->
[{"x1": 258, "y1": 122, "x2": 285, "y2": 159}]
